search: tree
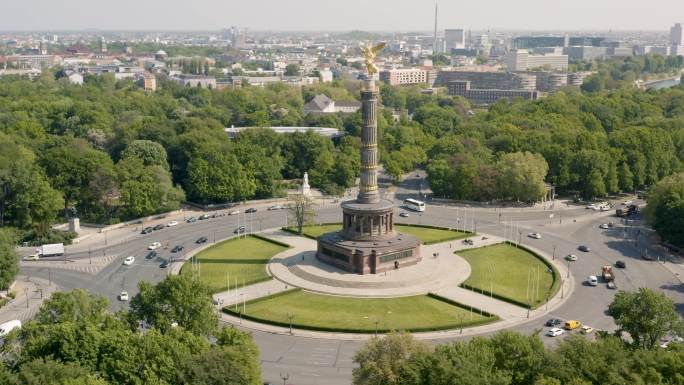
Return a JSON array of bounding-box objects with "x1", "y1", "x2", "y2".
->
[
  {"x1": 285, "y1": 64, "x2": 300, "y2": 76},
  {"x1": 607, "y1": 288, "x2": 683, "y2": 349},
  {"x1": 287, "y1": 194, "x2": 315, "y2": 235},
  {"x1": 129, "y1": 274, "x2": 218, "y2": 336},
  {"x1": 117, "y1": 157, "x2": 185, "y2": 218},
  {"x1": 177, "y1": 346, "x2": 261, "y2": 385},
  {"x1": 352, "y1": 332, "x2": 429, "y2": 385},
  {"x1": 0, "y1": 229, "x2": 18, "y2": 290},
  {"x1": 644, "y1": 172, "x2": 684, "y2": 247},
  {"x1": 496, "y1": 152, "x2": 549, "y2": 202},
  {"x1": 121, "y1": 139, "x2": 169, "y2": 169},
  {"x1": 34, "y1": 289, "x2": 109, "y2": 325},
  {"x1": 14, "y1": 358, "x2": 108, "y2": 385}
]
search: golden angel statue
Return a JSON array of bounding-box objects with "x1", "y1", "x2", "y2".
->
[{"x1": 361, "y1": 42, "x2": 386, "y2": 75}]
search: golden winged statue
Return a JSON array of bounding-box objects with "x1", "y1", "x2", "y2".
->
[{"x1": 361, "y1": 42, "x2": 386, "y2": 75}]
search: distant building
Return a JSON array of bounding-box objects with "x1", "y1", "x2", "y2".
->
[
  {"x1": 67, "y1": 72, "x2": 84, "y2": 85},
  {"x1": 303, "y1": 94, "x2": 361, "y2": 115},
  {"x1": 513, "y1": 36, "x2": 604, "y2": 49},
  {"x1": 225, "y1": 126, "x2": 343, "y2": 138},
  {"x1": 447, "y1": 80, "x2": 538, "y2": 105},
  {"x1": 671, "y1": 23, "x2": 684, "y2": 46},
  {"x1": 379, "y1": 68, "x2": 428, "y2": 86},
  {"x1": 564, "y1": 46, "x2": 607, "y2": 61},
  {"x1": 319, "y1": 68, "x2": 334, "y2": 83},
  {"x1": 173, "y1": 74, "x2": 216, "y2": 88},
  {"x1": 99, "y1": 37, "x2": 107, "y2": 54},
  {"x1": 141, "y1": 72, "x2": 156, "y2": 91},
  {"x1": 436, "y1": 70, "x2": 536, "y2": 90},
  {"x1": 154, "y1": 50, "x2": 168, "y2": 61},
  {"x1": 444, "y1": 29, "x2": 466, "y2": 50},
  {"x1": 506, "y1": 50, "x2": 568, "y2": 71}
]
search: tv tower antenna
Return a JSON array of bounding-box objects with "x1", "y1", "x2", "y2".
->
[{"x1": 433, "y1": 0, "x2": 439, "y2": 53}]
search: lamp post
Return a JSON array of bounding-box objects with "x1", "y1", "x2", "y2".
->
[
  {"x1": 552, "y1": 244, "x2": 556, "y2": 260},
  {"x1": 280, "y1": 373, "x2": 289, "y2": 385},
  {"x1": 287, "y1": 313, "x2": 294, "y2": 335}
]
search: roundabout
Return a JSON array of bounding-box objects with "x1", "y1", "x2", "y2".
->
[{"x1": 208, "y1": 226, "x2": 570, "y2": 339}]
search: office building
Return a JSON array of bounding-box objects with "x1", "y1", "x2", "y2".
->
[
  {"x1": 436, "y1": 70, "x2": 536, "y2": 90},
  {"x1": 671, "y1": 23, "x2": 684, "y2": 46},
  {"x1": 564, "y1": 46, "x2": 607, "y2": 61},
  {"x1": 506, "y1": 50, "x2": 568, "y2": 71},
  {"x1": 447, "y1": 81, "x2": 538, "y2": 105},
  {"x1": 173, "y1": 74, "x2": 217, "y2": 88},
  {"x1": 379, "y1": 68, "x2": 428, "y2": 86},
  {"x1": 513, "y1": 36, "x2": 605, "y2": 50},
  {"x1": 99, "y1": 37, "x2": 107, "y2": 54},
  {"x1": 444, "y1": 29, "x2": 465, "y2": 50}
]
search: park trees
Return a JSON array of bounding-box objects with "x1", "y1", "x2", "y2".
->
[
  {"x1": 353, "y1": 332, "x2": 429, "y2": 385},
  {"x1": 287, "y1": 194, "x2": 315, "y2": 235},
  {"x1": 496, "y1": 152, "x2": 549, "y2": 202},
  {"x1": 120, "y1": 139, "x2": 169, "y2": 169},
  {"x1": 128, "y1": 274, "x2": 218, "y2": 336},
  {"x1": 607, "y1": 288, "x2": 683, "y2": 349},
  {"x1": 644, "y1": 172, "x2": 684, "y2": 247},
  {"x1": 0, "y1": 229, "x2": 18, "y2": 290},
  {"x1": 116, "y1": 157, "x2": 184, "y2": 218}
]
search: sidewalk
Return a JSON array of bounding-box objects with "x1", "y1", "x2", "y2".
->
[{"x1": 0, "y1": 276, "x2": 58, "y2": 324}]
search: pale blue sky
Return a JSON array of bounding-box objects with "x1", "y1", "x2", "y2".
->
[{"x1": 1, "y1": 0, "x2": 682, "y2": 31}]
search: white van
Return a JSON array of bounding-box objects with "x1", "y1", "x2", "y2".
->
[
  {"x1": 588, "y1": 276, "x2": 598, "y2": 286},
  {"x1": 0, "y1": 320, "x2": 22, "y2": 337}
]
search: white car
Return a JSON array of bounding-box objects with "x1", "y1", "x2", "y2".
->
[
  {"x1": 148, "y1": 242, "x2": 161, "y2": 250},
  {"x1": 119, "y1": 291, "x2": 129, "y2": 301},
  {"x1": 268, "y1": 205, "x2": 284, "y2": 211},
  {"x1": 228, "y1": 210, "x2": 240, "y2": 216},
  {"x1": 587, "y1": 275, "x2": 598, "y2": 286},
  {"x1": 0, "y1": 320, "x2": 22, "y2": 337},
  {"x1": 585, "y1": 204, "x2": 597, "y2": 210},
  {"x1": 399, "y1": 212, "x2": 410, "y2": 217},
  {"x1": 599, "y1": 205, "x2": 611, "y2": 211},
  {"x1": 547, "y1": 328, "x2": 565, "y2": 337},
  {"x1": 23, "y1": 254, "x2": 40, "y2": 261},
  {"x1": 527, "y1": 233, "x2": 542, "y2": 239},
  {"x1": 622, "y1": 200, "x2": 633, "y2": 205},
  {"x1": 166, "y1": 221, "x2": 178, "y2": 227},
  {"x1": 599, "y1": 223, "x2": 610, "y2": 229},
  {"x1": 123, "y1": 256, "x2": 135, "y2": 265},
  {"x1": 565, "y1": 254, "x2": 578, "y2": 262}
]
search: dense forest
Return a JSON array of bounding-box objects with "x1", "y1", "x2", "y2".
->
[{"x1": 1, "y1": 69, "x2": 684, "y2": 244}]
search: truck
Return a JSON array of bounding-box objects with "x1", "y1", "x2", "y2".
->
[
  {"x1": 36, "y1": 243, "x2": 64, "y2": 257},
  {"x1": 602, "y1": 265, "x2": 614, "y2": 282}
]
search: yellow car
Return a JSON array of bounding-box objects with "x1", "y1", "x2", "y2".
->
[{"x1": 564, "y1": 320, "x2": 581, "y2": 330}]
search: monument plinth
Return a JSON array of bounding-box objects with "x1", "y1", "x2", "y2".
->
[{"x1": 316, "y1": 74, "x2": 421, "y2": 274}]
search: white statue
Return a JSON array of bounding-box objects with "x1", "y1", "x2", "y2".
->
[{"x1": 301, "y1": 172, "x2": 311, "y2": 196}]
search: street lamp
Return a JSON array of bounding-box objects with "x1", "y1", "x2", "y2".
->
[
  {"x1": 280, "y1": 373, "x2": 289, "y2": 385},
  {"x1": 287, "y1": 313, "x2": 294, "y2": 335},
  {"x1": 552, "y1": 244, "x2": 556, "y2": 260}
]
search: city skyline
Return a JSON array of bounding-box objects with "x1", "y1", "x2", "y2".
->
[{"x1": 1, "y1": 0, "x2": 683, "y2": 32}]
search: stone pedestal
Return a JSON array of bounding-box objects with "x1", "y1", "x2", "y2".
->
[{"x1": 68, "y1": 217, "x2": 80, "y2": 233}]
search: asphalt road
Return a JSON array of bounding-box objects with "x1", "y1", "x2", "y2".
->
[{"x1": 19, "y1": 175, "x2": 683, "y2": 385}]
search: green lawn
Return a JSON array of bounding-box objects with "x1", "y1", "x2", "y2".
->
[
  {"x1": 458, "y1": 243, "x2": 558, "y2": 308},
  {"x1": 180, "y1": 236, "x2": 288, "y2": 293},
  {"x1": 292, "y1": 224, "x2": 469, "y2": 244},
  {"x1": 227, "y1": 290, "x2": 496, "y2": 333}
]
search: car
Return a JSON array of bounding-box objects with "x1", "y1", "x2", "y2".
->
[
  {"x1": 196, "y1": 236, "x2": 208, "y2": 244},
  {"x1": 615, "y1": 260, "x2": 626, "y2": 268},
  {"x1": 123, "y1": 256, "x2": 135, "y2": 265},
  {"x1": 547, "y1": 328, "x2": 565, "y2": 337},
  {"x1": 580, "y1": 326, "x2": 594, "y2": 334},
  {"x1": 234, "y1": 226, "x2": 246, "y2": 234},
  {"x1": 23, "y1": 254, "x2": 40, "y2": 261},
  {"x1": 152, "y1": 224, "x2": 165, "y2": 231},
  {"x1": 141, "y1": 227, "x2": 153, "y2": 234},
  {"x1": 599, "y1": 205, "x2": 611, "y2": 212},
  {"x1": 268, "y1": 205, "x2": 284, "y2": 211},
  {"x1": 199, "y1": 214, "x2": 211, "y2": 220},
  {"x1": 578, "y1": 245, "x2": 591, "y2": 252},
  {"x1": 585, "y1": 204, "x2": 597, "y2": 210},
  {"x1": 399, "y1": 212, "x2": 409, "y2": 218},
  {"x1": 228, "y1": 210, "x2": 240, "y2": 216},
  {"x1": 527, "y1": 232, "x2": 542, "y2": 239},
  {"x1": 641, "y1": 253, "x2": 654, "y2": 261},
  {"x1": 565, "y1": 254, "x2": 578, "y2": 262},
  {"x1": 607, "y1": 281, "x2": 617, "y2": 290},
  {"x1": 146, "y1": 251, "x2": 157, "y2": 259},
  {"x1": 564, "y1": 320, "x2": 582, "y2": 330},
  {"x1": 159, "y1": 260, "x2": 169, "y2": 269},
  {"x1": 0, "y1": 320, "x2": 22, "y2": 338},
  {"x1": 186, "y1": 217, "x2": 197, "y2": 223},
  {"x1": 171, "y1": 245, "x2": 184, "y2": 253},
  {"x1": 622, "y1": 200, "x2": 633, "y2": 205},
  {"x1": 245, "y1": 208, "x2": 257, "y2": 213},
  {"x1": 148, "y1": 242, "x2": 161, "y2": 250},
  {"x1": 599, "y1": 223, "x2": 610, "y2": 229},
  {"x1": 166, "y1": 221, "x2": 178, "y2": 227},
  {"x1": 119, "y1": 291, "x2": 129, "y2": 301},
  {"x1": 587, "y1": 275, "x2": 598, "y2": 286},
  {"x1": 545, "y1": 318, "x2": 563, "y2": 327}
]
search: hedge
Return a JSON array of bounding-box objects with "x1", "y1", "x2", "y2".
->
[{"x1": 248, "y1": 233, "x2": 291, "y2": 248}]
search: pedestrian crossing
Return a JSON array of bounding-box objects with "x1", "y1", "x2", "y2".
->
[{"x1": 19, "y1": 255, "x2": 119, "y2": 275}]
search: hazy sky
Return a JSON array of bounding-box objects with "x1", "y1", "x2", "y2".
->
[{"x1": 2, "y1": 0, "x2": 682, "y2": 31}]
